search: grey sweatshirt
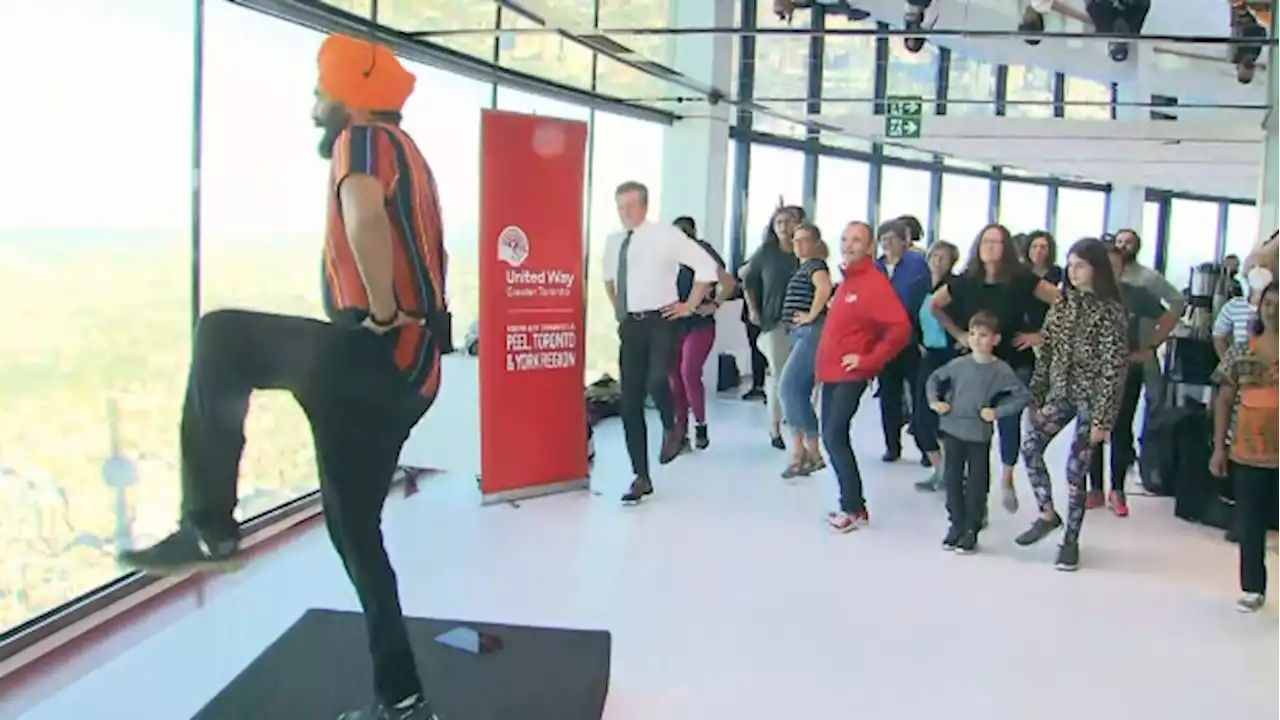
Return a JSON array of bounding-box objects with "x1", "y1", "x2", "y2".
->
[{"x1": 925, "y1": 355, "x2": 1031, "y2": 443}]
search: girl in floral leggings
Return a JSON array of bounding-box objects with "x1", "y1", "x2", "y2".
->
[{"x1": 1014, "y1": 238, "x2": 1128, "y2": 572}]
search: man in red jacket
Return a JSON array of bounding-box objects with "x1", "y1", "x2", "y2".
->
[{"x1": 816, "y1": 221, "x2": 913, "y2": 533}]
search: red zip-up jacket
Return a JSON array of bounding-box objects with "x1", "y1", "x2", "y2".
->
[{"x1": 815, "y1": 256, "x2": 912, "y2": 383}]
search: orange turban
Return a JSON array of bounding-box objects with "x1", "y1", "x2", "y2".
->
[{"x1": 317, "y1": 34, "x2": 416, "y2": 113}]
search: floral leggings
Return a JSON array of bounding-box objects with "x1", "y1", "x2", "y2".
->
[{"x1": 1021, "y1": 397, "x2": 1100, "y2": 545}]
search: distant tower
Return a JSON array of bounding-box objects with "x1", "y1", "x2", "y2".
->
[{"x1": 101, "y1": 398, "x2": 138, "y2": 552}]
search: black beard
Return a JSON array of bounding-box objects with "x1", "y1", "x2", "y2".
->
[{"x1": 316, "y1": 104, "x2": 351, "y2": 160}]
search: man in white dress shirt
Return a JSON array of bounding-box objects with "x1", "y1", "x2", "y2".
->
[{"x1": 603, "y1": 181, "x2": 718, "y2": 504}]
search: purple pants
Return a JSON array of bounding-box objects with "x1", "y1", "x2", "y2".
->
[{"x1": 670, "y1": 324, "x2": 716, "y2": 430}]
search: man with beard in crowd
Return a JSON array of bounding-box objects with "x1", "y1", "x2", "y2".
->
[
  {"x1": 1111, "y1": 229, "x2": 1185, "y2": 419},
  {"x1": 119, "y1": 34, "x2": 447, "y2": 720}
]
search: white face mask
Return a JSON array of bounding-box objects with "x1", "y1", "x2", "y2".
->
[{"x1": 1247, "y1": 266, "x2": 1273, "y2": 294}]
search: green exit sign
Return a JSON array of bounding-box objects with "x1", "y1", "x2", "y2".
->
[{"x1": 884, "y1": 95, "x2": 924, "y2": 139}]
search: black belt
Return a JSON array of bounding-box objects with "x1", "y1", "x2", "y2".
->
[{"x1": 624, "y1": 310, "x2": 663, "y2": 320}]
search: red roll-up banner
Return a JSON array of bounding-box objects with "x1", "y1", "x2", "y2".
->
[{"x1": 477, "y1": 109, "x2": 589, "y2": 502}]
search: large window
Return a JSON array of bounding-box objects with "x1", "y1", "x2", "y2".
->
[
  {"x1": 377, "y1": 0, "x2": 498, "y2": 61},
  {"x1": 744, "y1": 145, "x2": 804, "y2": 256},
  {"x1": 938, "y1": 174, "x2": 993, "y2": 258},
  {"x1": 595, "y1": 0, "x2": 672, "y2": 101},
  {"x1": 1005, "y1": 64, "x2": 1055, "y2": 118},
  {"x1": 819, "y1": 17, "x2": 877, "y2": 150},
  {"x1": 751, "y1": 1, "x2": 810, "y2": 138},
  {"x1": 586, "y1": 112, "x2": 664, "y2": 378},
  {"x1": 0, "y1": 0, "x2": 193, "y2": 633},
  {"x1": 878, "y1": 166, "x2": 933, "y2": 234},
  {"x1": 946, "y1": 52, "x2": 996, "y2": 116},
  {"x1": 997, "y1": 181, "x2": 1049, "y2": 234},
  {"x1": 1165, "y1": 198, "x2": 1222, "y2": 290},
  {"x1": 885, "y1": 37, "x2": 938, "y2": 101},
  {"x1": 1053, "y1": 187, "x2": 1107, "y2": 244},
  {"x1": 1063, "y1": 76, "x2": 1111, "y2": 120},
  {"x1": 497, "y1": 5, "x2": 594, "y2": 91},
  {"x1": 1224, "y1": 203, "x2": 1260, "y2": 264},
  {"x1": 814, "y1": 157, "x2": 871, "y2": 252}
]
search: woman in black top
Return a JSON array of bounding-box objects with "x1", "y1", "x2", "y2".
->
[
  {"x1": 1024, "y1": 230, "x2": 1064, "y2": 331},
  {"x1": 669, "y1": 217, "x2": 734, "y2": 450},
  {"x1": 776, "y1": 224, "x2": 833, "y2": 477},
  {"x1": 742, "y1": 205, "x2": 804, "y2": 449},
  {"x1": 930, "y1": 223, "x2": 1061, "y2": 513}
]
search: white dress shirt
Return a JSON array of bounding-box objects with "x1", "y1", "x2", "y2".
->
[{"x1": 602, "y1": 220, "x2": 719, "y2": 313}]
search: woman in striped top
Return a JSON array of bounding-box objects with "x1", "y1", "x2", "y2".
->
[{"x1": 777, "y1": 224, "x2": 834, "y2": 478}]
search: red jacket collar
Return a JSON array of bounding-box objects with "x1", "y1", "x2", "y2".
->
[{"x1": 842, "y1": 255, "x2": 875, "y2": 279}]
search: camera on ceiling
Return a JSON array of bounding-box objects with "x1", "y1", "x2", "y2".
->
[
  {"x1": 902, "y1": 0, "x2": 939, "y2": 53},
  {"x1": 1084, "y1": 0, "x2": 1150, "y2": 62}
]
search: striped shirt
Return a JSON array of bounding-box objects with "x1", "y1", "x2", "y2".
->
[
  {"x1": 324, "y1": 122, "x2": 447, "y2": 399},
  {"x1": 1213, "y1": 296, "x2": 1257, "y2": 346},
  {"x1": 782, "y1": 259, "x2": 829, "y2": 325}
]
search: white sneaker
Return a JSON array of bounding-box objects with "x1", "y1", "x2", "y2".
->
[{"x1": 1236, "y1": 592, "x2": 1265, "y2": 613}]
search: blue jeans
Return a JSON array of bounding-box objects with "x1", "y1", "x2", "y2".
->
[
  {"x1": 779, "y1": 321, "x2": 823, "y2": 436},
  {"x1": 914, "y1": 346, "x2": 955, "y2": 454},
  {"x1": 995, "y1": 365, "x2": 1034, "y2": 467}
]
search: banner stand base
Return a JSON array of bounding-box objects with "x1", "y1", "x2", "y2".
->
[{"x1": 480, "y1": 477, "x2": 590, "y2": 506}]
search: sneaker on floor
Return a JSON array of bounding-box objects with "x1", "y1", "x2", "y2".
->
[
  {"x1": 742, "y1": 387, "x2": 766, "y2": 401},
  {"x1": 1000, "y1": 484, "x2": 1018, "y2": 513},
  {"x1": 1014, "y1": 513, "x2": 1063, "y2": 547},
  {"x1": 1054, "y1": 542, "x2": 1080, "y2": 572},
  {"x1": 954, "y1": 530, "x2": 978, "y2": 555},
  {"x1": 914, "y1": 470, "x2": 942, "y2": 492},
  {"x1": 881, "y1": 449, "x2": 901, "y2": 463},
  {"x1": 694, "y1": 424, "x2": 710, "y2": 450},
  {"x1": 941, "y1": 525, "x2": 962, "y2": 551},
  {"x1": 770, "y1": 434, "x2": 786, "y2": 451},
  {"x1": 1236, "y1": 592, "x2": 1266, "y2": 613},
  {"x1": 1084, "y1": 490, "x2": 1105, "y2": 510},
  {"x1": 337, "y1": 695, "x2": 439, "y2": 720},
  {"x1": 828, "y1": 510, "x2": 869, "y2": 534},
  {"x1": 1108, "y1": 491, "x2": 1129, "y2": 517},
  {"x1": 117, "y1": 523, "x2": 241, "y2": 576},
  {"x1": 621, "y1": 477, "x2": 653, "y2": 505}
]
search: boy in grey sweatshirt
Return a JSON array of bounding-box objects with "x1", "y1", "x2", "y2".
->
[{"x1": 925, "y1": 312, "x2": 1031, "y2": 553}]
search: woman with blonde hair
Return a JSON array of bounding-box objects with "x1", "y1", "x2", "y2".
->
[{"x1": 777, "y1": 223, "x2": 833, "y2": 478}]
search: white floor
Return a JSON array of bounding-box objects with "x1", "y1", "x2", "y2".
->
[{"x1": 21, "y1": 389, "x2": 1279, "y2": 720}]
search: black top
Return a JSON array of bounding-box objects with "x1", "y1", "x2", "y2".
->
[
  {"x1": 676, "y1": 239, "x2": 727, "y2": 329},
  {"x1": 742, "y1": 244, "x2": 801, "y2": 331},
  {"x1": 1026, "y1": 265, "x2": 1064, "y2": 331},
  {"x1": 946, "y1": 269, "x2": 1042, "y2": 370},
  {"x1": 781, "y1": 259, "x2": 829, "y2": 326}
]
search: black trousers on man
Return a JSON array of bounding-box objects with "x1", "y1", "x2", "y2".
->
[
  {"x1": 879, "y1": 344, "x2": 921, "y2": 457},
  {"x1": 618, "y1": 312, "x2": 678, "y2": 479},
  {"x1": 1088, "y1": 364, "x2": 1144, "y2": 496},
  {"x1": 182, "y1": 309, "x2": 432, "y2": 706}
]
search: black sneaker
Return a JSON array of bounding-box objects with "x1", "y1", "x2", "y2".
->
[
  {"x1": 881, "y1": 449, "x2": 901, "y2": 463},
  {"x1": 694, "y1": 424, "x2": 710, "y2": 450},
  {"x1": 770, "y1": 434, "x2": 786, "y2": 451},
  {"x1": 742, "y1": 388, "x2": 766, "y2": 401},
  {"x1": 1018, "y1": 5, "x2": 1045, "y2": 45},
  {"x1": 621, "y1": 477, "x2": 653, "y2": 505},
  {"x1": 954, "y1": 530, "x2": 978, "y2": 555},
  {"x1": 337, "y1": 694, "x2": 439, "y2": 720},
  {"x1": 118, "y1": 522, "x2": 241, "y2": 575},
  {"x1": 1054, "y1": 542, "x2": 1080, "y2": 572},
  {"x1": 1014, "y1": 513, "x2": 1063, "y2": 547},
  {"x1": 919, "y1": 455, "x2": 932, "y2": 468},
  {"x1": 941, "y1": 525, "x2": 962, "y2": 551}
]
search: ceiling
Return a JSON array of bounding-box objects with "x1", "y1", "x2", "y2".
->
[{"x1": 357, "y1": 0, "x2": 1274, "y2": 199}]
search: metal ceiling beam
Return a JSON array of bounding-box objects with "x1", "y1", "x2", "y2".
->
[{"x1": 410, "y1": 26, "x2": 1277, "y2": 46}]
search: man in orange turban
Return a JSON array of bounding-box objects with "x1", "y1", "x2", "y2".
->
[{"x1": 120, "y1": 33, "x2": 447, "y2": 720}]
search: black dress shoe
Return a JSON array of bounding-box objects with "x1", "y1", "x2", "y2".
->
[{"x1": 621, "y1": 477, "x2": 654, "y2": 505}]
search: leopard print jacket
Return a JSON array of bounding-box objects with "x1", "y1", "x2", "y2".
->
[{"x1": 1029, "y1": 289, "x2": 1130, "y2": 432}]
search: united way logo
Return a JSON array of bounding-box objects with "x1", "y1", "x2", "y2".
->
[{"x1": 498, "y1": 225, "x2": 530, "y2": 268}]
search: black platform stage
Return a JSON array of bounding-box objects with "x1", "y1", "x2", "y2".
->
[{"x1": 193, "y1": 609, "x2": 612, "y2": 720}]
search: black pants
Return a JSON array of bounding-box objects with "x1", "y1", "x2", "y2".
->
[
  {"x1": 1086, "y1": 0, "x2": 1149, "y2": 32},
  {"x1": 181, "y1": 309, "x2": 431, "y2": 705},
  {"x1": 618, "y1": 313, "x2": 678, "y2": 478},
  {"x1": 821, "y1": 380, "x2": 869, "y2": 514},
  {"x1": 746, "y1": 320, "x2": 767, "y2": 389},
  {"x1": 1235, "y1": 462, "x2": 1278, "y2": 595},
  {"x1": 942, "y1": 434, "x2": 992, "y2": 533},
  {"x1": 879, "y1": 344, "x2": 921, "y2": 455},
  {"x1": 914, "y1": 347, "x2": 954, "y2": 454},
  {"x1": 1089, "y1": 365, "x2": 1144, "y2": 495}
]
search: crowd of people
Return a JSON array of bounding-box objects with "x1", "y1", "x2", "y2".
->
[{"x1": 600, "y1": 180, "x2": 1278, "y2": 612}]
